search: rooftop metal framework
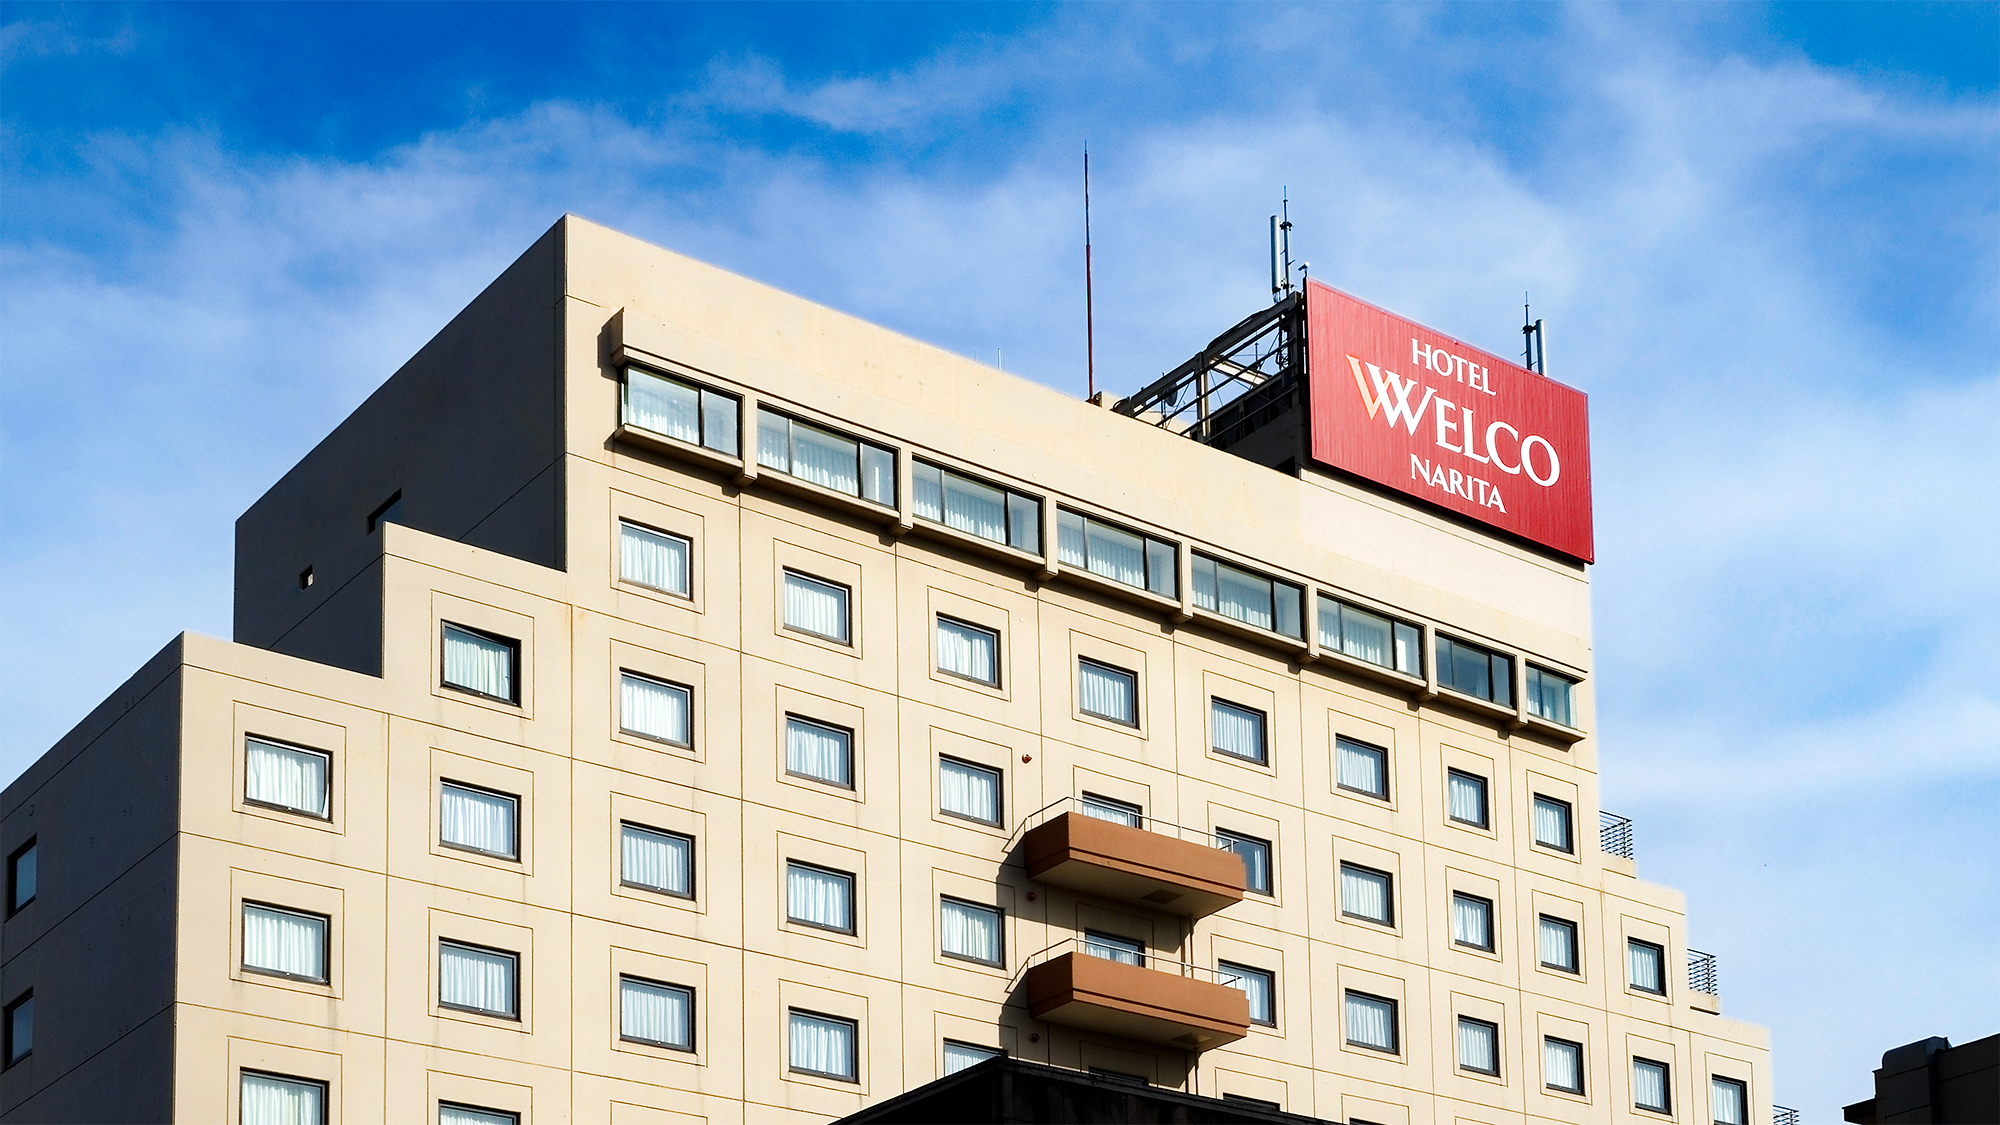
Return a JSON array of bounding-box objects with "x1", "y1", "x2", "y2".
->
[{"x1": 1113, "y1": 292, "x2": 1304, "y2": 450}]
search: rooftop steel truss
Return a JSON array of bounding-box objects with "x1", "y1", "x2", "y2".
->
[{"x1": 1113, "y1": 292, "x2": 1304, "y2": 449}]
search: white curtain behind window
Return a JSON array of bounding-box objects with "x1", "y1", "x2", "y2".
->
[
  {"x1": 440, "y1": 783, "x2": 517, "y2": 857},
  {"x1": 1078, "y1": 660, "x2": 1136, "y2": 724},
  {"x1": 1083, "y1": 931, "x2": 1144, "y2": 965},
  {"x1": 943, "y1": 473, "x2": 1006, "y2": 540},
  {"x1": 1448, "y1": 771, "x2": 1487, "y2": 825},
  {"x1": 785, "y1": 718, "x2": 852, "y2": 786},
  {"x1": 782, "y1": 572, "x2": 849, "y2": 642},
  {"x1": 1084, "y1": 520, "x2": 1145, "y2": 586},
  {"x1": 786, "y1": 864, "x2": 853, "y2": 931},
  {"x1": 1543, "y1": 1038, "x2": 1583, "y2": 1092},
  {"x1": 442, "y1": 625, "x2": 513, "y2": 700},
  {"x1": 789, "y1": 420, "x2": 860, "y2": 494},
  {"x1": 1339, "y1": 603, "x2": 1392, "y2": 666},
  {"x1": 620, "y1": 977, "x2": 693, "y2": 1049},
  {"x1": 1340, "y1": 865, "x2": 1391, "y2": 924},
  {"x1": 1210, "y1": 700, "x2": 1264, "y2": 761},
  {"x1": 1711, "y1": 1078, "x2": 1747, "y2": 1125},
  {"x1": 438, "y1": 941, "x2": 516, "y2": 1016},
  {"x1": 1218, "y1": 833, "x2": 1270, "y2": 893},
  {"x1": 1219, "y1": 963, "x2": 1273, "y2": 1024},
  {"x1": 1210, "y1": 559, "x2": 1275, "y2": 630},
  {"x1": 1457, "y1": 1018, "x2": 1498, "y2": 1074},
  {"x1": 245, "y1": 738, "x2": 329, "y2": 817},
  {"x1": 936, "y1": 619, "x2": 998, "y2": 684},
  {"x1": 938, "y1": 758, "x2": 1000, "y2": 824},
  {"x1": 623, "y1": 369, "x2": 699, "y2": 442},
  {"x1": 620, "y1": 673, "x2": 691, "y2": 745},
  {"x1": 756, "y1": 410, "x2": 791, "y2": 472},
  {"x1": 243, "y1": 904, "x2": 326, "y2": 981},
  {"x1": 789, "y1": 1011, "x2": 857, "y2": 1078},
  {"x1": 1336, "y1": 738, "x2": 1386, "y2": 797},
  {"x1": 438, "y1": 1105, "x2": 516, "y2": 1125},
  {"x1": 1538, "y1": 917, "x2": 1577, "y2": 971},
  {"x1": 240, "y1": 1073, "x2": 323, "y2": 1125},
  {"x1": 619, "y1": 522, "x2": 690, "y2": 596},
  {"x1": 620, "y1": 824, "x2": 692, "y2": 896},
  {"x1": 1451, "y1": 894, "x2": 1492, "y2": 948},
  {"x1": 1532, "y1": 796, "x2": 1571, "y2": 849},
  {"x1": 1080, "y1": 794, "x2": 1141, "y2": 827},
  {"x1": 939, "y1": 899, "x2": 1002, "y2": 964},
  {"x1": 1628, "y1": 941, "x2": 1664, "y2": 992},
  {"x1": 1633, "y1": 1059, "x2": 1670, "y2": 1111},
  {"x1": 1344, "y1": 993, "x2": 1395, "y2": 1050},
  {"x1": 943, "y1": 1041, "x2": 1001, "y2": 1075}
]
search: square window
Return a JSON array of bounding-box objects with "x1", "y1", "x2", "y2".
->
[
  {"x1": 939, "y1": 897, "x2": 1004, "y2": 966},
  {"x1": 1712, "y1": 1076, "x2": 1748, "y2": 1125},
  {"x1": 936, "y1": 616, "x2": 1001, "y2": 687},
  {"x1": 1533, "y1": 795, "x2": 1575, "y2": 852},
  {"x1": 245, "y1": 738, "x2": 332, "y2": 819},
  {"x1": 1218, "y1": 961, "x2": 1276, "y2": 1026},
  {"x1": 1079, "y1": 792, "x2": 1142, "y2": 828},
  {"x1": 1082, "y1": 930, "x2": 1145, "y2": 966},
  {"x1": 240, "y1": 1070, "x2": 327, "y2": 1125},
  {"x1": 1339, "y1": 863, "x2": 1394, "y2": 926},
  {"x1": 7, "y1": 839, "x2": 37, "y2": 915},
  {"x1": 619, "y1": 671, "x2": 692, "y2": 747},
  {"x1": 786, "y1": 862, "x2": 856, "y2": 933},
  {"x1": 785, "y1": 716, "x2": 854, "y2": 788},
  {"x1": 1628, "y1": 938, "x2": 1666, "y2": 995},
  {"x1": 1343, "y1": 991, "x2": 1398, "y2": 1053},
  {"x1": 1447, "y1": 769, "x2": 1489, "y2": 828},
  {"x1": 439, "y1": 781, "x2": 519, "y2": 860},
  {"x1": 620, "y1": 975, "x2": 695, "y2": 1051},
  {"x1": 4, "y1": 992, "x2": 30, "y2": 1066},
  {"x1": 1457, "y1": 1016, "x2": 1499, "y2": 1076},
  {"x1": 1539, "y1": 915, "x2": 1579, "y2": 973},
  {"x1": 439, "y1": 1102, "x2": 518, "y2": 1125},
  {"x1": 1210, "y1": 699, "x2": 1268, "y2": 764},
  {"x1": 1635, "y1": 1057, "x2": 1672, "y2": 1114},
  {"x1": 943, "y1": 1040, "x2": 1003, "y2": 1075},
  {"x1": 1215, "y1": 829, "x2": 1273, "y2": 896},
  {"x1": 242, "y1": 902, "x2": 330, "y2": 983},
  {"x1": 437, "y1": 940, "x2": 518, "y2": 1019},
  {"x1": 620, "y1": 823, "x2": 694, "y2": 898},
  {"x1": 938, "y1": 757, "x2": 1002, "y2": 826},
  {"x1": 789, "y1": 1009, "x2": 860, "y2": 1081},
  {"x1": 618, "y1": 520, "x2": 692, "y2": 597},
  {"x1": 1544, "y1": 1036, "x2": 1585, "y2": 1094},
  {"x1": 782, "y1": 570, "x2": 851, "y2": 644},
  {"x1": 1451, "y1": 892, "x2": 1494, "y2": 951},
  {"x1": 1077, "y1": 658, "x2": 1138, "y2": 726},
  {"x1": 1336, "y1": 736, "x2": 1389, "y2": 799},
  {"x1": 441, "y1": 623, "x2": 518, "y2": 703},
  {"x1": 1527, "y1": 664, "x2": 1576, "y2": 726}
]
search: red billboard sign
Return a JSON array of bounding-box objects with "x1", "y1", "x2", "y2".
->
[{"x1": 1305, "y1": 280, "x2": 1594, "y2": 562}]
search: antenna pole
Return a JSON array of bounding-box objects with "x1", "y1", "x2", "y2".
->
[
  {"x1": 1521, "y1": 293, "x2": 1546, "y2": 375},
  {"x1": 1084, "y1": 146, "x2": 1095, "y2": 401}
]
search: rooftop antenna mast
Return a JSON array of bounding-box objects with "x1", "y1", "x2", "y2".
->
[
  {"x1": 1522, "y1": 293, "x2": 1547, "y2": 375},
  {"x1": 1084, "y1": 146, "x2": 1095, "y2": 401},
  {"x1": 1269, "y1": 190, "x2": 1294, "y2": 301}
]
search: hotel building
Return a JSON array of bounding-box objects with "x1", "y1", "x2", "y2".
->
[{"x1": 0, "y1": 216, "x2": 1773, "y2": 1124}]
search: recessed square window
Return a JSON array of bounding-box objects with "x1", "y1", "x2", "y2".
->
[
  {"x1": 782, "y1": 570, "x2": 851, "y2": 644},
  {"x1": 789, "y1": 1009, "x2": 860, "y2": 1081},
  {"x1": 1215, "y1": 829, "x2": 1273, "y2": 896},
  {"x1": 619, "y1": 521, "x2": 692, "y2": 598},
  {"x1": 1082, "y1": 929, "x2": 1145, "y2": 966},
  {"x1": 943, "y1": 1040, "x2": 1003, "y2": 1075},
  {"x1": 242, "y1": 902, "x2": 330, "y2": 984},
  {"x1": 619, "y1": 975, "x2": 695, "y2": 1051},
  {"x1": 1343, "y1": 991, "x2": 1398, "y2": 1053},
  {"x1": 1210, "y1": 699, "x2": 1268, "y2": 764},
  {"x1": 1336, "y1": 736, "x2": 1389, "y2": 799},
  {"x1": 1712, "y1": 1076, "x2": 1749, "y2": 1125},
  {"x1": 1538, "y1": 915, "x2": 1580, "y2": 973},
  {"x1": 785, "y1": 716, "x2": 854, "y2": 788},
  {"x1": 245, "y1": 737, "x2": 332, "y2": 819},
  {"x1": 938, "y1": 756, "x2": 1002, "y2": 826},
  {"x1": 1543, "y1": 1036, "x2": 1585, "y2": 1094},
  {"x1": 1628, "y1": 938, "x2": 1666, "y2": 995},
  {"x1": 439, "y1": 1102, "x2": 518, "y2": 1125},
  {"x1": 619, "y1": 822, "x2": 694, "y2": 898},
  {"x1": 1339, "y1": 863, "x2": 1394, "y2": 926},
  {"x1": 1447, "y1": 769, "x2": 1489, "y2": 828},
  {"x1": 437, "y1": 940, "x2": 518, "y2": 1019},
  {"x1": 1457, "y1": 1016, "x2": 1499, "y2": 1076},
  {"x1": 1634, "y1": 1057, "x2": 1672, "y2": 1114},
  {"x1": 441, "y1": 622, "x2": 518, "y2": 704},
  {"x1": 240, "y1": 1069, "x2": 326, "y2": 1125},
  {"x1": 1451, "y1": 892, "x2": 1494, "y2": 951},
  {"x1": 936, "y1": 616, "x2": 1000, "y2": 687},
  {"x1": 1532, "y1": 794, "x2": 1575, "y2": 852},
  {"x1": 7, "y1": 839, "x2": 37, "y2": 915},
  {"x1": 1077, "y1": 658, "x2": 1138, "y2": 726},
  {"x1": 939, "y1": 897, "x2": 1004, "y2": 966},
  {"x1": 786, "y1": 862, "x2": 856, "y2": 934},
  {"x1": 619, "y1": 671, "x2": 692, "y2": 747},
  {"x1": 1218, "y1": 961, "x2": 1276, "y2": 1026},
  {"x1": 1079, "y1": 792, "x2": 1142, "y2": 828},
  {"x1": 439, "y1": 781, "x2": 519, "y2": 860}
]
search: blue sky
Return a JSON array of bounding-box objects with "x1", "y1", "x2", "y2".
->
[{"x1": 3, "y1": 1, "x2": 1996, "y2": 1115}]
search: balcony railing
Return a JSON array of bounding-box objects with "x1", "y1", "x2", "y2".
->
[
  {"x1": 1016, "y1": 798, "x2": 1247, "y2": 917},
  {"x1": 1600, "y1": 811, "x2": 1635, "y2": 860},
  {"x1": 1016, "y1": 938, "x2": 1249, "y2": 1050},
  {"x1": 1688, "y1": 949, "x2": 1719, "y2": 997}
]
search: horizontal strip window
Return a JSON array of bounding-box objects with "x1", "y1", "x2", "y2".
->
[
  {"x1": 621, "y1": 366, "x2": 740, "y2": 456},
  {"x1": 1437, "y1": 633, "x2": 1512, "y2": 706},
  {"x1": 758, "y1": 407, "x2": 895, "y2": 507},
  {"x1": 1527, "y1": 664, "x2": 1577, "y2": 726},
  {"x1": 914, "y1": 460, "x2": 1040, "y2": 553},
  {"x1": 1318, "y1": 595, "x2": 1422, "y2": 676},
  {"x1": 1056, "y1": 509, "x2": 1176, "y2": 598},
  {"x1": 1193, "y1": 553, "x2": 1301, "y2": 638}
]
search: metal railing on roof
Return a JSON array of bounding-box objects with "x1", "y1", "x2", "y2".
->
[
  {"x1": 1773, "y1": 1106, "x2": 1799, "y2": 1125},
  {"x1": 1688, "y1": 949, "x2": 1720, "y2": 997},
  {"x1": 1599, "y1": 811, "x2": 1635, "y2": 860}
]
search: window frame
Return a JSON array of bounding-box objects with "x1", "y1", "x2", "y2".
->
[
  {"x1": 936, "y1": 755, "x2": 1003, "y2": 827},
  {"x1": 1338, "y1": 862, "x2": 1395, "y2": 927},
  {"x1": 1342, "y1": 990, "x2": 1399, "y2": 1054},
  {"x1": 911, "y1": 458, "x2": 1042, "y2": 554},
  {"x1": 620, "y1": 364, "x2": 741, "y2": 456},
  {"x1": 1451, "y1": 891, "x2": 1496, "y2": 952},
  {"x1": 7, "y1": 838, "x2": 37, "y2": 916},
  {"x1": 1217, "y1": 960, "x2": 1277, "y2": 1027},
  {"x1": 1209, "y1": 697, "x2": 1269, "y2": 764},
  {"x1": 1532, "y1": 794, "x2": 1576, "y2": 853},
  {"x1": 618, "y1": 821, "x2": 696, "y2": 900},
  {"x1": 1335, "y1": 735, "x2": 1390, "y2": 800},
  {"x1": 781, "y1": 569, "x2": 853, "y2": 645},
  {"x1": 1076, "y1": 657, "x2": 1140, "y2": 727},
  {"x1": 937, "y1": 896, "x2": 1006, "y2": 967},
  {"x1": 1457, "y1": 1015, "x2": 1501, "y2": 1076},
  {"x1": 942, "y1": 1039, "x2": 1004, "y2": 1075},
  {"x1": 439, "y1": 621, "x2": 521, "y2": 705},
  {"x1": 1538, "y1": 914, "x2": 1581, "y2": 974},
  {"x1": 239, "y1": 1068, "x2": 330, "y2": 1125},
  {"x1": 243, "y1": 737, "x2": 334, "y2": 821},
  {"x1": 1628, "y1": 937, "x2": 1667, "y2": 995},
  {"x1": 438, "y1": 1100, "x2": 521, "y2": 1125},
  {"x1": 618, "y1": 669, "x2": 694, "y2": 748},
  {"x1": 618, "y1": 973, "x2": 697, "y2": 1052},
  {"x1": 437, "y1": 779, "x2": 522, "y2": 861},
  {"x1": 616, "y1": 518, "x2": 695, "y2": 599},
  {"x1": 934, "y1": 615, "x2": 1002, "y2": 688},
  {"x1": 783, "y1": 714, "x2": 856, "y2": 790},
  {"x1": 435, "y1": 938, "x2": 521, "y2": 1020},
  {"x1": 787, "y1": 1008, "x2": 861, "y2": 1082},
  {"x1": 240, "y1": 900, "x2": 332, "y2": 985},
  {"x1": 1634, "y1": 1056, "x2": 1673, "y2": 1114},
  {"x1": 3, "y1": 991, "x2": 30, "y2": 1068},
  {"x1": 784, "y1": 861, "x2": 858, "y2": 935},
  {"x1": 1446, "y1": 768, "x2": 1490, "y2": 829},
  {"x1": 1526, "y1": 663, "x2": 1578, "y2": 727},
  {"x1": 1214, "y1": 828, "x2": 1274, "y2": 896}
]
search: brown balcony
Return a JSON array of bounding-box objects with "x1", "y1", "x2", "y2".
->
[
  {"x1": 1025, "y1": 952, "x2": 1249, "y2": 1050},
  {"x1": 1021, "y1": 811, "x2": 1246, "y2": 917}
]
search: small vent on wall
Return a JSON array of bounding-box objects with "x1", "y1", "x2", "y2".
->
[{"x1": 298, "y1": 567, "x2": 314, "y2": 590}]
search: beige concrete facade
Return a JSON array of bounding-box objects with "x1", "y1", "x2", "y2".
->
[{"x1": 1, "y1": 215, "x2": 1770, "y2": 1124}]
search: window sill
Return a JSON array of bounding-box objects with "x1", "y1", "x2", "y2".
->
[
  {"x1": 1431, "y1": 684, "x2": 1519, "y2": 725},
  {"x1": 1308, "y1": 646, "x2": 1428, "y2": 695},
  {"x1": 1520, "y1": 712, "x2": 1587, "y2": 744},
  {"x1": 1188, "y1": 607, "x2": 1309, "y2": 657},
  {"x1": 613, "y1": 422, "x2": 745, "y2": 477},
  {"x1": 755, "y1": 466, "x2": 899, "y2": 526},
  {"x1": 1050, "y1": 564, "x2": 1180, "y2": 617},
  {"x1": 906, "y1": 517, "x2": 1045, "y2": 573}
]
